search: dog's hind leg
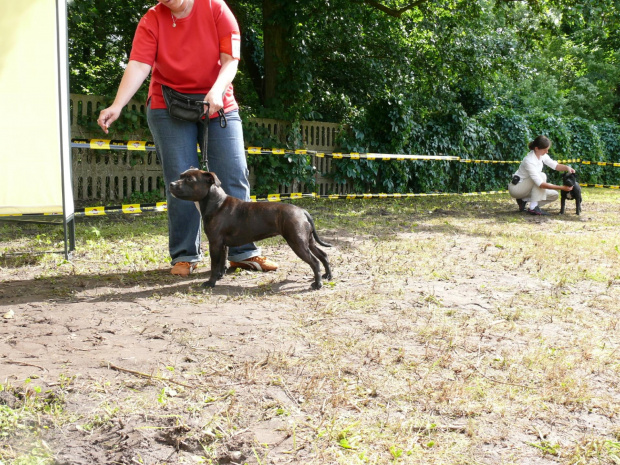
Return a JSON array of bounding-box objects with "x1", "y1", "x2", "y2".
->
[
  {"x1": 285, "y1": 238, "x2": 323, "y2": 289},
  {"x1": 309, "y1": 237, "x2": 332, "y2": 280}
]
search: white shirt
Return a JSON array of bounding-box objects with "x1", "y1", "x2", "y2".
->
[{"x1": 514, "y1": 151, "x2": 558, "y2": 187}]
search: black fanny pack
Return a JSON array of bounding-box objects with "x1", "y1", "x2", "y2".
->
[
  {"x1": 161, "y1": 85, "x2": 227, "y2": 170},
  {"x1": 511, "y1": 175, "x2": 520, "y2": 185},
  {"x1": 161, "y1": 84, "x2": 227, "y2": 124}
]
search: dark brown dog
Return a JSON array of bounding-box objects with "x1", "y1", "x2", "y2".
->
[{"x1": 169, "y1": 169, "x2": 332, "y2": 290}]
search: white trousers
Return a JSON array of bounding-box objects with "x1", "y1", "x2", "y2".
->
[{"x1": 508, "y1": 172, "x2": 558, "y2": 207}]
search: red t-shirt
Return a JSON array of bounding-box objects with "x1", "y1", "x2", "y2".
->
[{"x1": 130, "y1": 0, "x2": 241, "y2": 114}]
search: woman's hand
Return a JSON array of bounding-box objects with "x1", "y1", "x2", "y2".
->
[
  {"x1": 203, "y1": 89, "x2": 224, "y2": 117},
  {"x1": 203, "y1": 53, "x2": 239, "y2": 117},
  {"x1": 97, "y1": 106, "x2": 122, "y2": 134}
]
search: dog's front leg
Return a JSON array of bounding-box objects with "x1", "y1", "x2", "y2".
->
[
  {"x1": 203, "y1": 240, "x2": 227, "y2": 288},
  {"x1": 560, "y1": 194, "x2": 566, "y2": 214}
]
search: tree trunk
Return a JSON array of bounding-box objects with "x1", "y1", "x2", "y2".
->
[{"x1": 262, "y1": 0, "x2": 289, "y2": 109}]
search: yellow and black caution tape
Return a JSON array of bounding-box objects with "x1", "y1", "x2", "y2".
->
[
  {"x1": 0, "y1": 191, "x2": 506, "y2": 218},
  {"x1": 249, "y1": 193, "x2": 316, "y2": 202},
  {"x1": 71, "y1": 140, "x2": 455, "y2": 161},
  {"x1": 580, "y1": 183, "x2": 620, "y2": 189},
  {"x1": 580, "y1": 161, "x2": 620, "y2": 167},
  {"x1": 71, "y1": 139, "x2": 620, "y2": 166},
  {"x1": 0, "y1": 212, "x2": 64, "y2": 218},
  {"x1": 80, "y1": 202, "x2": 169, "y2": 216},
  {"x1": 248, "y1": 147, "x2": 459, "y2": 161},
  {"x1": 248, "y1": 147, "x2": 294, "y2": 155},
  {"x1": 460, "y1": 159, "x2": 520, "y2": 165},
  {"x1": 317, "y1": 190, "x2": 508, "y2": 200},
  {"x1": 0, "y1": 202, "x2": 168, "y2": 218},
  {"x1": 459, "y1": 158, "x2": 583, "y2": 165},
  {"x1": 4, "y1": 185, "x2": 619, "y2": 219},
  {"x1": 71, "y1": 139, "x2": 156, "y2": 151},
  {"x1": 70, "y1": 139, "x2": 620, "y2": 167}
]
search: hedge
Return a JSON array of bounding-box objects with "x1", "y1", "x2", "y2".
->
[{"x1": 327, "y1": 108, "x2": 620, "y2": 194}]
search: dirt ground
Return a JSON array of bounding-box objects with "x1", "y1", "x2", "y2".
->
[{"x1": 1, "y1": 192, "x2": 619, "y2": 464}]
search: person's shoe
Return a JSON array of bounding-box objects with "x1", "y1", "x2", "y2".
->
[
  {"x1": 171, "y1": 261, "x2": 198, "y2": 277},
  {"x1": 516, "y1": 198, "x2": 527, "y2": 212},
  {"x1": 229, "y1": 256, "x2": 278, "y2": 272},
  {"x1": 527, "y1": 206, "x2": 549, "y2": 216}
]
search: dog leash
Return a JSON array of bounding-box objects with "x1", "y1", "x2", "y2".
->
[{"x1": 199, "y1": 103, "x2": 227, "y2": 171}]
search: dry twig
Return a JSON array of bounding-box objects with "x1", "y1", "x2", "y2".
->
[
  {"x1": 3, "y1": 359, "x2": 48, "y2": 372},
  {"x1": 103, "y1": 361, "x2": 195, "y2": 389}
]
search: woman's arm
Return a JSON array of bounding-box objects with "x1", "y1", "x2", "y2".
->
[
  {"x1": 203, "y1": 53, "x2": 239, "y2": 116},
  {"x1": 541, "y1": 162, "x2": 575, "y2": 190},
  {"x1": 540, "y1": 181, "x2": 573, "y2": 192},
  {"x1": 556, "y1": 163, "x2": 576, "y2": 174},
  {"x1": 97, "y1": 60, "x2": 152, "y2": 134}
]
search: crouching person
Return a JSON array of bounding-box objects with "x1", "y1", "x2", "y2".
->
[{"x1": 508, "y1": 135, "x2": 575, "y2": 216}]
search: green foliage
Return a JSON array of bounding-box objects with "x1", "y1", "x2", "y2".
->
[
  {"x1": 68, "y1": 0, "x2": 152, "y2": 98},
  {"x1": 249, "y1": 153, "x2": 316, "y2": 197},
  {"x1": 332, "y1": 107, "x2": 620, "y2": 194},
  {"x1": 595, "y1": 122, "x2": 620, "y2": 185},
  {"x1": 243, "y1": 120, "x2": 317, "y2": 196},
  {"x1": 68, "y1": 0, "x2": 620, "y2": 195}
]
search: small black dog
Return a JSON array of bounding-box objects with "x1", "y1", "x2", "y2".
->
[{"x1": 560, "y1": 172, "x2": 582, "y2": 215}]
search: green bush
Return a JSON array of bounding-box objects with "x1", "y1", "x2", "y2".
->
[
  {"x1": 331, "y1": 108, "x2": 620, "y2": 194},
  {"x1": 595, "y1": 122, "x2": 620, "y2": 186}
]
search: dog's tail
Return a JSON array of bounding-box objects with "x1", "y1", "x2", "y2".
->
[{"x1": 304, "y1": 210, "x2": 332, "y2": 247}]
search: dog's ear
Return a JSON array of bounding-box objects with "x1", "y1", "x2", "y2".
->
[{"x1": 204, "y1": 171, "x2": 222, "y2": 187}]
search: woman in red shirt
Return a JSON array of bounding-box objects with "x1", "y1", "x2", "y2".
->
[{"x1": 97, "y1": 0, "x2": 277, "y2": 276}]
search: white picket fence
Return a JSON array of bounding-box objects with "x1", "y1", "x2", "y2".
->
[{"x1": 70, "y1": 94, "x2": 350, "y2": 202}]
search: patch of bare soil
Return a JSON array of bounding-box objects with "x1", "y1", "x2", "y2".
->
[{"x1": 1, "y1": 194, "x2": 619, "y2": 464}]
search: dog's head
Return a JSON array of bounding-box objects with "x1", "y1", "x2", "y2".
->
[
  {"x1": 169, "y1": 169, "x2": 221, "y2": 201},
  {"x1": 562, "y1": 171, "x2": 578, "y2": 188}
]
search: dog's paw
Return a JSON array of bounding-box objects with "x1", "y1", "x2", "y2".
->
[
  {"x1": 311, "y1": 281, "x2": 323, "y2": 290},
  {"x1": 202, "y1": 281, "x2": 216, "y2": 288},
  {"x1": 322, "y1": 273, "x2": 332, "y2": 280}
]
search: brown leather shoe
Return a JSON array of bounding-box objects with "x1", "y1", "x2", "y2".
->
[
  {"x1": 171, "y1": 261, "x2": 198, "y2": 277},
  {"x1": 229, "y1": 256, "x2": 278, "y2": 272}
]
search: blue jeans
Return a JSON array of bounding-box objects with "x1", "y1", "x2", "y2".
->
[{"x1": 147, "y1": 107, "x2": 260, "y2": 264}]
